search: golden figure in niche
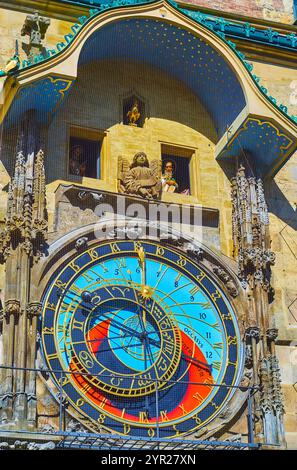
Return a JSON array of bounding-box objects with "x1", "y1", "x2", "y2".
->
[
  {"x1": 118, "y1": 152, "x2": 161, "y2": 199},
  {"x1": 127, "y1": 101, "x2": 140, "y2": 126}
]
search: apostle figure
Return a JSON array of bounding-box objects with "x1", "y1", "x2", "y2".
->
[
  {"x1": 161, "y1": 160, "x2": 178, "y2": 193},
  {"x1": 123, "y1": 152, "x2": 161, "y2": 199},
  {"x1": 69, "y1": 144, "x2": 86, "y2": 177}
]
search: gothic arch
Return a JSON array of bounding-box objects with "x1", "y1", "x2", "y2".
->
[{"x1": 1, "y1": 0, "x2": 296, "y2": 177}]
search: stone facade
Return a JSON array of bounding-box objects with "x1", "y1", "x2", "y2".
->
[
  {"x1": 185, "y1": 0, "x2": 295, "y2": 24},
  {"x1": 0, "y1": 7, "x2": 70, "y2": 70}
]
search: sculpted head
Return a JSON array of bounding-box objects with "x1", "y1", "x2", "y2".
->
[
  {"x1": 164, "y1": 160, "x2": 174, "y2": 174},
  {"x1": 130, "y1": 152, "x2": 149, "y2": 168}
]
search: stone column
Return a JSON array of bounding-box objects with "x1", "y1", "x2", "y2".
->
[
  {"x1": 231, "y1": 165, "x2": 285, "y2": 446},
  {"x1": 0, "y1": 111, "x2": 47, "y2": 429}
]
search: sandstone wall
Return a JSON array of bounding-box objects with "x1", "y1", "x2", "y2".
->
[{"x1": 183, "y1": 0, "x2": 295, "y2": 24}]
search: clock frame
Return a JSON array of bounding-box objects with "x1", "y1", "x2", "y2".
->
[{"x1": 39, "y1": 226, "x2": 246, "y2": 439}]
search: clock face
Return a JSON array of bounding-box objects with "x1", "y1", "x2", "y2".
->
[{"x1": 41, "y1": 240, "x2": 242, "y2": 438}]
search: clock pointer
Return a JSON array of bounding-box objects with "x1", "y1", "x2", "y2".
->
[
  {"x1": 63, "y1": 288, "x2": 213, "y2": 372},
  {"x1": 144, "y1": 334, "x2": 213, "y2": 372},
  {"x1": 136, "y1": 246, "x2": 154, "y2": 305},
  {"x1": 63, "y1": 289, "x2": 145, "y2": 341}
]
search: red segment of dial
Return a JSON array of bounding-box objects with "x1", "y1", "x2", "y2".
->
[{"x1": 69, "y1": 322, "x2": 213, "y2": 424}]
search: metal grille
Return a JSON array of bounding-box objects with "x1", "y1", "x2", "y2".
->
[{"x1": 0, "y1": 365, "x2": 264, "y2": 450}]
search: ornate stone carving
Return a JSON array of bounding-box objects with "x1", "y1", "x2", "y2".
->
[
  {"x1": 0, "y1": 303, "x2": 3, "y2": 332},
  {"x1": 266, "y1": 328, "x2": 278, "y2": 342},
  {"x1": 239, "y1": 368, "x2": 253, "y2": 387},
  {"x1": 231, "y1": 165, "x2": 285, "y2": 445},
  {"x1": 269, "y1": 355, "x2": 285, "y2": 415},
  {"x1": 0, "y1": 439, "x2": 55, "y2": 450},
  {"x1": 185, "y1": 243, "x2": 204, "y2": 261},
  {"x1": 39, "y1": 423, "x2": 56, "y2": 433},
  {"x1": 0, "y1": 231, "x2": 10, "y2": 263},
  {"x1": 78, "y1": 191, "x2": 105, "y2": 202},
  {"x1": 27, "y1": 441, "x2": 56, "y2": 450},
  {"x1": 66, "y1": 418, "x2": 88, "y2": 433},
  {"x1": 225, "y1": 434, "x2": 242, "y2": 443},
  {"x1": 231, "y1": 166, "x2": 274, "y2": 292},
  {"x1": 259, "y1": 357, "x2": 273, "y2": 414},
  {"x1": 0, "y1": 149, "x2": 48, "y2": 263},
  {"x1": 245, "y1": 326, "x2": 260, "y2": 343},
  {"x1": 26, "y1": 302, "x2": 42, "y2": 320},
  {"x1": 75, "y1": 237, "x2": 88, "y2": 251},
  {"x1": 4, "y1": 299, "x2": 21, "y2": 320},
  {"x1": 0, "y1": 137, "x2": 48, "y2": 428},
  {"x1": 118, "y1": 152, "x2": 162, "y2": 199},
  {"x1": 108, "y1": 225, "x2": 145, "y2": 240},
  {"x1": 159, "y1": 232, "x2": 184, "y2": 246},
  {"x1": 21, "y1": 11, "x2": 51, "y2": 60},
  {"x1": 213, "y1": 266, "x2": 239, "y2": 297},
  {"x1": 244, "y1": 344, "x2": 253, "y2": 369},
  {"x1": 258, "y1": 354, "x2": 285, "y2": 444}
]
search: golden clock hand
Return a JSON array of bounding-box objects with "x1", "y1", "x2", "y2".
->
[
  {"x1": 137, "y1": 246, "x2": 146, "y2": 286},
  {"x1": 137, "y1": 247, "x2": 147, "y2": 328},
  {"x1": 136, "y1": 247, "x2": 154, "y2": 303}
]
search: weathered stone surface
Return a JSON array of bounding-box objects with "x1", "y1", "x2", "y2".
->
[{"x1": 184, "y1": 0, "x2": 295, "y2": 24}]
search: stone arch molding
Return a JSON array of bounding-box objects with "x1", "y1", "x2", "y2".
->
[
  {"x1": 34, "y1": 217, "x2": 248, "y2": 439},
  {"x1": 2, "y1": 0, "x2": 296, "y2": 177},
  {"x1": 12, "y1": 0, "x2": 264, "y2": 116}
]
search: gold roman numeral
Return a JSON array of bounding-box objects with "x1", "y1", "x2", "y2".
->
[
  {"x1": 46, "y1": 303, "x2": 56, "y2": 311},
  {"x1": 69, "y1": 261, "x2": 80, "y2": 273},
  {"x1": 211, "y1": 322, "x2": 220, "y2": 331},
  {"x1": 81, "y1": 271, "x2": 95, "y2": 283},
  {"x1": 72, "y1": 319, "x2": 84, "y2": 331},
  {"x1": 227, "y1": 335, "x2": 237, "y2": 345},
  {"x1": 177, "y1": 256, "x2": 186, "y2": 267},
  {"x1": 212, "y1": 361, "x2": 221, "y2": 371},
  {"x1": 89, "y1": 249, "x2": 99, "y2": 260},
  {"x1": 139, "y1": 411, "x2": 149, "y2": 423},
  {"x1": 98, "y1": 397, "x2": 108, "y2": 409},
  {"x1": 156, "y1": 246, "x2": 165, "y2": 256},
  {"x1": 193, "y1": 392, "x2": 203, "y2": 403},
  {"x1": 189, "y1": 286, "x2": 199, "y2": 296},
  {"x1": 47, "y1": 352, "x2": 59, "y2": 361},
  {"x1": 178, "y1": 404, "x2": 187, "y2": 415},
  {"x1": 42, "y1": 327, "x2": 54, "y2": 334},
  {"x1": 160, "y1": 410, "x2": 169, "y2": 422},
  {"x1": 110, "y1": 243, "x2": 120, "y2": 253}
]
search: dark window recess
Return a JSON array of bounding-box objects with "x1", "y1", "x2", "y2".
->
[
  {"x1": 123, "y1": 95, "x2": 145, "y2": 127},
  {"x1": 161, "y1": 153, "x2": 191, "y2": 195},
  {"x1": 69, "y1": 136, "x2": 101, "y2": 178}
]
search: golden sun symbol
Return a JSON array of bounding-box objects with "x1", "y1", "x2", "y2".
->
[{"x1": 139, "y1": 285, "x2": 154, "y2": 302}]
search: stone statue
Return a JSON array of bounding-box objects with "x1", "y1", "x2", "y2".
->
[
  {"x1": 21, "y1": 11, "x2": 50, "y2": 60},
  {"x1": 118, "y1": 152, "x2": 161, "y2": 199}
]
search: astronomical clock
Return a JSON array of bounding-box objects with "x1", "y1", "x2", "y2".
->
[
  {"x1": 0, "y1": 0, "x2": 292, "y2": 451},
  {"x1": 41, "y1": 237, "x2": 243, "y2": 438}
]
